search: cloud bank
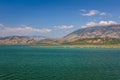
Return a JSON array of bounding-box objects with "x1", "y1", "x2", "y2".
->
[
  {"x1": 0, "y1": 24, "x2": 52, "y2": 37},
  {"x1": 81, "y1": 9, "x2": 107, "y2": 16},
  {"x1": 82, "y1": 20, "x2": 118, "y2": 28}
]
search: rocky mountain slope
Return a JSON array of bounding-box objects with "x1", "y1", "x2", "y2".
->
[{"x1": 63, "y1": 25, "x2": 120, "y2": 42}]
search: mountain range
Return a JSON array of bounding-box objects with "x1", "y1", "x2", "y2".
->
[
  {"x1": 0, "y1": 24, "x2": 120, "y2": 45},
  {"x1": 59, "y1": 24, "x2": 120, "y2": 45}
]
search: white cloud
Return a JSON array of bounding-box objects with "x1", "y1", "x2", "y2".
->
[
  {"x1": 0, "y1": 23, "x2": 4, "y2": 27},
  {"x1": 0, "y1": 25, "x2": 52, "y2": 37},
  {"x1": 81, "y1": 10, "x2": 99, "y2": 16},
  {"x1": 98, "y1": 21, "x2": 118, "y2": 26},
  {"x1": 81, "y1": 9, "x2": 107, "y2": 16},
  {"x1": 82, "y1": 22, "x2": 97, "y2": 28},
  {"x1": 82, "y1": 20, "x2": 118, "y2": 28},
  {"x1": 100, "y1": 12, "x2": 106, "y2": 16},
  {"x1": 55, "y1": 25, "x2": 74, "y2": 29}
]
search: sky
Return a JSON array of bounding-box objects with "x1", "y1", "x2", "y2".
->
[{"x1": 0, "y1": 0, "x2": 120, "y2": 38}]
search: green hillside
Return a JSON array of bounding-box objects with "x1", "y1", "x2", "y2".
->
[{"x1": 63, "y1": 38, "x2": 120, "y2": 45}]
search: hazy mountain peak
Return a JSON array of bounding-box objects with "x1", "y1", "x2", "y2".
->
[{"x1": 0, "y1": 36, "x2": 38, "y2": 44}]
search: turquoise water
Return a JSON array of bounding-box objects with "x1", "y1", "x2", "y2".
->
[{"x1": 0, "y1": 45, "x2": 120, "y2": 80}]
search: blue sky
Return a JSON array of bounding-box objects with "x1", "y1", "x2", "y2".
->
[{"x1": 0, "y1": 0, "x2": 120, "y2": 38}]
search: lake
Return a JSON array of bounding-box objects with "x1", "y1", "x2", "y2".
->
[{"x1": 0, "y1": 45, "x2": 120, "y2": 80}]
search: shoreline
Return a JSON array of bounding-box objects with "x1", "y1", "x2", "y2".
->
[{"x1": 29, "y1": 45, "x2": 120, "y2": 49}]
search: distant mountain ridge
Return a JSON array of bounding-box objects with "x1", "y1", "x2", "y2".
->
[
  {"x1": 0, "y1": 36, "x2": 38, "y2": 44},
  {"x1": 63, "y1": 24, "x2": 120, "y2": 41}
]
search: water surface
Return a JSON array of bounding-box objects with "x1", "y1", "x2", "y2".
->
[{"x1": 0, "y1": 45, "x2": 120, "y2": 80}]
